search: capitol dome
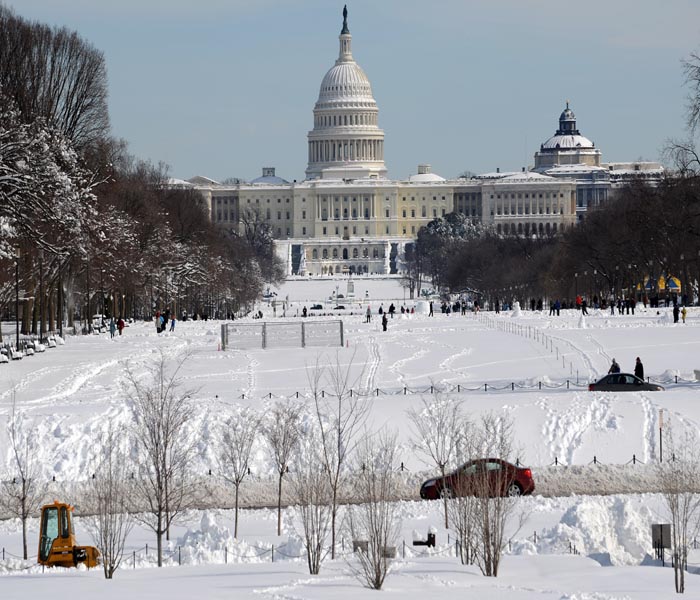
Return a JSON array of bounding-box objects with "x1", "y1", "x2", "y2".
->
[{"x1": 306, "y1": 6, "x2": 387, "y2": 180}]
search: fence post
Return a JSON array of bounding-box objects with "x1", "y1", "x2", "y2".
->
[
  {"x1": 457, "y1": 384, "x2": 460, "y2": 392},
  {"x1": 339, "y1": 320, "x2": 344, "y2": 348},
  {"x1": 376, "y1": 388, "x2": 379, "y2": 396},
  {"x1": 484, "y1": 383, "x2": 488, "y2": 392},
  {"x1": 566, "y1": 380, "x2": 569, "y2": 389},
  {"x1": 133, "y1": 550, "x2": 136, "y2": 569},
  {"x1": 538, "y1": 381, "x2": 542, "y2": 390},
  {"x1": 403, "y1": 540, "x2": 406, "y2": 558},
  {"x1": 146, "y1": 543, "x2": 148, "y2": 557},
  {"x1": 271, "y1": 545, "x2": 275, "y2": 562},
  {"x1": 225, "y1": 546, "x2": 228, "y2": 564},
  {"x1": 301, "y1": 321, "x2": 306, "y2": 348},
  {"x1": 178, "y1": 546, "x2": 181, "y2": 565},
  {"x1": 511, "y1": 382, "x2": 514, "y2": 391},
  {"x1": 404, "y1": 387, "x2": 407, "y2": 395}
]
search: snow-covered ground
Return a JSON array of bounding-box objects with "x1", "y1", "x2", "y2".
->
[{"x1": 1, "y1": 277, "x2": 700, "y2": 598}]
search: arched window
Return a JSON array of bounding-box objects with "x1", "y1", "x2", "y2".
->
[
  {"x1": 343, "y1": 208, "x2": 348, "y2": 218},
  {"x1": 553, "y1": 223, "x2": 558, "y2": 232},
  {"x1": 373, "y1": 248, "x2": 379, "y2": 258},
  {"x1": 266, "y1": 209, "x2": 271, "y2": 219},
  {"x1": 322, "y1": 208, "x2": 327, "y2": 221},
  {"x1": 411, "y1": 209, "x2": 415, "y2": 218},
  {"x1": 352, "y1": 208, "x2": 357, "y2": 218},
  {"x1": 545, "y1": 223, "x2": 551, "y2": 234},
  {"x1": 312, "y1": 249, "x2": 318, "y2": 259},
  {"x1": 363, "y1": 247, "x2": 369, "y2": 257},
  {"x1": 322, "y1": 249, "x2": 328, "y2": 259},
  {"x1": 364, "y1": 208, "x2": 369, "y2": 219},
  {"x1": 353, "y1": 248, "x2": 359, "y2": 258},
  {"x1": 334, "y1": 209, "x2": 339, "y2": 219},
  {"x1": 343, "y1": 248, "x2": 348, "y2": 259},
  {"x1": 333, "y1": 248, "x2": 338, "y2": 258},
  {"x1": 422, "y1": 206, "x2": 426, "y2": 217},
  {"x1": 402, "y1": 209, "x2": 406, "y2": 218}
]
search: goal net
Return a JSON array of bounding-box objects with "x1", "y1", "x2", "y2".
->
[{"x1": 221, "y1": 320, "x2": 344, "y2": 350}]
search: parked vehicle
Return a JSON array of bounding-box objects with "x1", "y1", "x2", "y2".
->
[
  {"x1": 588, "y1": 373, "x2": 664, "y2": 392},
  {"x1": 310, "y1": 304, "x2": 323, "y2": 310},
  {"x1": 333, "y1": 305, "x2": 345, "y2": 310},
  {"x1": 419, "y1": 458, "x2": 534, "y2": 499}
]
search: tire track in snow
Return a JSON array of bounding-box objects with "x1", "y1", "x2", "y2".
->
[
  {"x1": 538, "y1": 393, "x2": 615, "y2": 464},
  {"x1": 362, "y1": 335, "x2": 381, "y2": 393},
  {"x1": 638, "y1": 392, "x2": 657, "y2": 462}
]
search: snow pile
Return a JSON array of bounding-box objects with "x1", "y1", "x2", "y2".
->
[
  {"x1": 535, "y1": 496, "x2": 653, "y2": 565},
  {"x1": 177, "y1": 512, "x2": 238, "y2": 565}
]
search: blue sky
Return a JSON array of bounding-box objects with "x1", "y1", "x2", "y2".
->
[{"x1": 7, "y1": 0, "x2": 700, "y2": 181}]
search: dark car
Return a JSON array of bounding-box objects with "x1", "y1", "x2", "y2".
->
[
  {"x1": 588, "y1": 373, "x2": 664, "y2": 392},
  {"x1": 333, "y1": 305, "x2": 345, "y2": 310},
  {"x1": 419, "y1": 458, "x2": 535, "y2": 499},
  {"x1": 310, "y1": 304, "x2": 323, "y2": 310}
]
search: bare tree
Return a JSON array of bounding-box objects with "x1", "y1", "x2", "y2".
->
[
  {"x1": 291, "y1": 429, "x2": 333, "y2": 575},
  {"x1": 347, "y1": 430, "x2": 401, "y2": 590},
  {"x1": 126, "y1": 352, "x2": 198, "y2": 567},
  {"x1": 309, "y1": 351, "x2": 369, "y2": 559},
  {"x1": 470, "y1": 414, "x2": 527, "y2": 577},
  {"x1": 86, "y1": 425, "x2": 134, "y2": 579},
  {"x1": 219, "y1": 406, "x2": 260, "y2": 538},
  {"x1": 656, "y1": 425, "x2": 700, "y2": 594},
  {"x1": 448, "y1": 418, "x2": 480, "y2": 566},
  {"x1": 263, "y1": 399, "x2": 302, "y2": 536},
  {"x1": 1, "y1": 395, "x2": 47, "y2": 560},
  {"x1": 408, "y1": 392, "x2": 464, "y2": 527}
]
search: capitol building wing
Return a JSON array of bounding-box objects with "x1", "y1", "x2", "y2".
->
[{"x1": 180, "y1": 7, "x2": 662, "y2": 277}]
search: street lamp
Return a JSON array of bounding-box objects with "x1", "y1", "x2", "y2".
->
[
  {"x1": 574, "y1": 272, "x2": 578, "y2": 296},
  {"x1": 15, "y1": 248, "x2": 20, "y2": 349}
]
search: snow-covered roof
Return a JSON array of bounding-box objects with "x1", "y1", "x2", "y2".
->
[
  {"x1": 541, "y1": 134, "x2": 595, "y2": 150},
  {"x1": 250, "y1": 174, "x2": 290, "y2": 185},
  {"x1": 407, "y1": 172, "x2": 446, "y2": 183},
  {"x1": 188, "y1": 175, "x2": 221, "y2": 185},
  {"x1": 167, "y1": 177, "x2": 194, "y2": 187},
  {"x1": 498, "y1": 171, "x2": 555, "y2": 183}
]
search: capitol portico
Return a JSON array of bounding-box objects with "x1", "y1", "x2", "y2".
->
[{"x1": 178, "y1": 7, "x2": 663, "y2": 277}]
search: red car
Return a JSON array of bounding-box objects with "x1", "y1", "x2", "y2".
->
[{"x1": 419, "y1": 458, "x2": 535, "y2": 499}]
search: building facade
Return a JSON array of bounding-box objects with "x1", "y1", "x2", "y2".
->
[{"x1": 180, "y1": 8, "x2": 661, "y2": 276}]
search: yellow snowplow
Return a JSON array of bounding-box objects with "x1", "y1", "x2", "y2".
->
[{"x1": 37, "y1": 501, "x2": 100, "y2": 568}]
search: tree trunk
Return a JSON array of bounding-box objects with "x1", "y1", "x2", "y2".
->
[
  {"x1": 277, "y1": 473, "x2": 283, "y2": 536},
  {"x1": 234, "y1": 485, "x2": 240, "y2": 538},
  {"x1": 22, "y1": 514, "x2": 28, "y2": 560}
]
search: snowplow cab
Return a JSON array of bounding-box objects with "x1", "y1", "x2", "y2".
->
[{"x1": 37, "y1": 501, "x2": 99, "y2": 568}]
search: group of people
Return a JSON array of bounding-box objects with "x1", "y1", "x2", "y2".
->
[
  {"x1": 608, "y1": 356, "x2": 644, "y2": 380},
  {"x1": 108, "y1": 317, "x2": 125, "y2": 338},
  {"x1": 155, "y1": 310, "x2": 176, "y2": 333}
]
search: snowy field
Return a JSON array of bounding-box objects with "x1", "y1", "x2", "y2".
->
[{"x1": 1, "y1": 277, "x2": 700, "y2": 598}]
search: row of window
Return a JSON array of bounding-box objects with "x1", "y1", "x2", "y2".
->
[
  {"x1": 496, "y1": 222, "x2": 559, "y2": 235},
  {"x1": 314, "y1": 112, "x2": 376, "y2": 128},
  {"x1": 311, "y1": 247, "x2": 384, "y2": 260},
  {"x1": 495, "y1": 206, "x2": 564, "y2": 216},
  {"x1": 491, "y1": 192, "x2": 565, "y2": 199}
]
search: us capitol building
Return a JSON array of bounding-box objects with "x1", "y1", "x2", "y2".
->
[{"x1": 177, "y1": 7, "x2": 663, "y2": 277}]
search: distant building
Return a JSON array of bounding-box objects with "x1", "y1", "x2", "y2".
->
[{"x1": 181, "y1": 8, "x2": 661, "y2": 275}]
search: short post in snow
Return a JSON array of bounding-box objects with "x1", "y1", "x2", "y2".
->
[{"x1": 659, "y1": 409, "x2": 664, "y2": 463}]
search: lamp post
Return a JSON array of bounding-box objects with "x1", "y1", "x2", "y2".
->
[
  {"x1": 15, "y1": 248, "x2": 20, "y2": 349},
  {"x1": 593, "y1": 269, "x2": 597, "y2": 307},
  {"x1": 574, "y1": 272, "x2": 578, "y2": 297},
  {"x1": 39, "y1": 249, "x2": 44, "y2": 340}
]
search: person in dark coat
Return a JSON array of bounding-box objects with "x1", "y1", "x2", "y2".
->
[
  {"x1": 117, "y1": 317, "x2": 125, "y2": 336},
  {"x1": 382, "y1": 313, "x2": 388, "y2": 332},
  {"x1": 673, "y1": 304, "x2": 680, "y2": 323},
  {"x1": 634, "y1": 357, "x2": 644, "y2": 380},
  {"x1": 608, "y1": 358, "x2": 621, "y2": 374}
]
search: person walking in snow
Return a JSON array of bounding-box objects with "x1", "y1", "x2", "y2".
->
[
  {"x1": 429, "y1": 301, "x2": 434, "y2": 317},
  {"x1": 170, "y1": 316, "x2": 176, "y2": 332},
  {"x1": 109, "y1": 318, "x2": 116, "y2": 339},
  {"x1": 382, "y1": 313, "x2": 388, "y2": 332},
  {"x1": 634, "y1": 357, "x2": 644, "y2": 380},
  {"x1": 608, "y1": 358, "x2": 621, "y2": 374},
  {"x1": 581, "y1": 299, "x2": 588, "y2": 316},
  {"x1": 366, "y1": 306, "x2": 371, "y2": 323},
  {"x1": 117, "y1": 317, "x2": 125, "y2": 336},
  {"x1": 673, "y1": 303, "x2": 680, "y2": 323}
]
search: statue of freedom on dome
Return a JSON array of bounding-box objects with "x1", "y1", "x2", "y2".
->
[{"x1": 341, "y1": 5, "x2": 349, "y2": 34}]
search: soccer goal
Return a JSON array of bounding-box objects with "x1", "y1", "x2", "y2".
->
[{"x1": 220, "y1": 320, "x2": 344, "y2": 350}]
